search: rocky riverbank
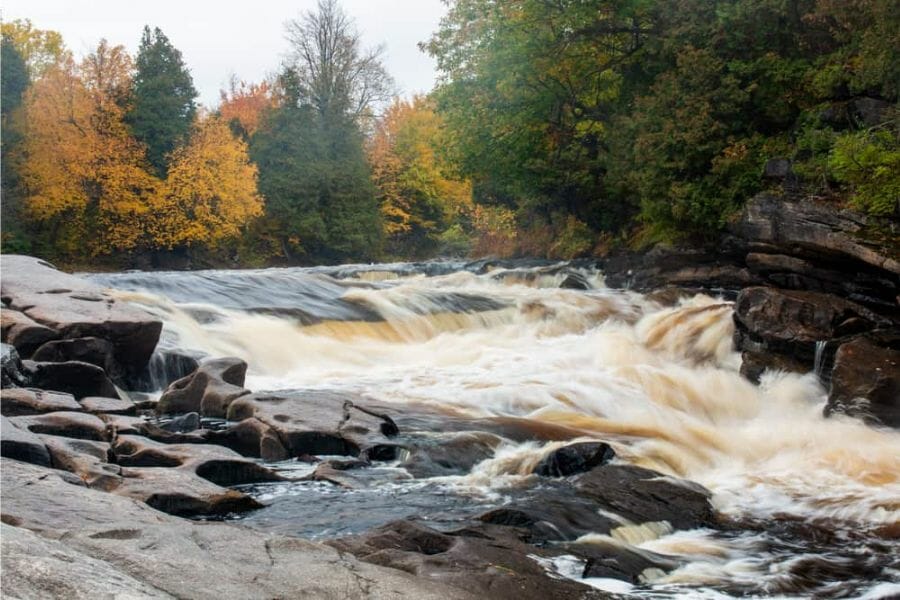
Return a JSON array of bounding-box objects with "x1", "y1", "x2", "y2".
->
[{"x1": 1, "y1": 189, "x2": 898, "y2": 598}]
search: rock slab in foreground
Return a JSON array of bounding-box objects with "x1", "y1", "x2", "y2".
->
[{"x1": 0, "y1": 458, "x2": 475, "y2": 600}]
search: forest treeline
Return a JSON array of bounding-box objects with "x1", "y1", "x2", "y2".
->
[{"x1": 1, "y1": 0, "x2": 897, "y2": 267}]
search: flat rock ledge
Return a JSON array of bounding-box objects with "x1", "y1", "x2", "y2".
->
[
  {"x1": 1, "y1": 458, "x2": 476, "y2": 600},
  {"x1": 1, "y1": 255, "x2": 162, "y2": 381}
]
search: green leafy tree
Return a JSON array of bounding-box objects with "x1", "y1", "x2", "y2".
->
[{"x1": 127, "y1": 26, "x2": 198, "y2": 176}]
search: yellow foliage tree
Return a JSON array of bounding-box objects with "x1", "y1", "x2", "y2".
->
[
  {"x1": 1, "y1": 19, "x2": 66, "y2": 79},
  {"x1": 19, "y1": 45, "x2": 158, "y2": 255},
  {"x1": 151, "y1": 116, "x2": 264, "y2": 248},
  {"x1": 368, "y1": 95, "x2": 472, "y2": 256}
]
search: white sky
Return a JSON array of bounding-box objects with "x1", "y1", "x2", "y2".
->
[{"x1": 2, "y1": 0, "x2": 446, "y2": 107}]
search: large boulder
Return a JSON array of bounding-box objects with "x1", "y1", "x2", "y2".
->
[
  {"x1": 0, "y1": 255, "x2": 162, "y2": 375},
  {"x1": 1, "y1": 458, "x2": 474, "y2": 599},
  {"x1": 533, "y1": 442, "x2": 616, "y2": 477},
  {"x1": 157, "y1": 357, "x2": 249, "y2": 417},
  {"x1": 23, "y1": 360, "x2": 120, "y2": 399},
  {"x1": 31, "y1": 337, "x2": 118, "y2": 377},
  {"x1": 825, "y1": 334, "x2": 900, "y2": 429},
  {"x1": 226, "y1": 390, "x2": 399, "y2": 459},
  {"x1": 1, "y1": 309, "x2": 58, "y2": 356},
  {"x1": 733, "y1": 286, "x2": 890, "y2": 376}
]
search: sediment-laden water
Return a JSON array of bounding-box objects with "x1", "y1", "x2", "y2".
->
[{"x1": 88, "y1": 261, "x2": 900, "y2": 598}]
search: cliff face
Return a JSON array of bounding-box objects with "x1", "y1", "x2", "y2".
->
[{"x1": 602, "y1": 193, "x2": 900, "y2": 429}]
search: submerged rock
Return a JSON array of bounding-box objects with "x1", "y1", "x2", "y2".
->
[{"x1": 533, "y1": 442, "x2": 616, "y2": 477}]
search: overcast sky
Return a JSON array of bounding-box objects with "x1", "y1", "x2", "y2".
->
[{"x1": 3, "y1": 0, "x2": 446, "y2": 107}]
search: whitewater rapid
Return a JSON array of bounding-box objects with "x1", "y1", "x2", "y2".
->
[{"x1": 89, "y1": 262, "x2": 900, "y2": 598}]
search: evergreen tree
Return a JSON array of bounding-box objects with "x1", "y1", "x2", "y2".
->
[
  {"x1": 250, "y1": 1, "x2": 386, "y2": 262},
  {"x1": 127, "y1": 26, "x2": 197, "y2": 176},
  {"x1": 1, "y1": 35, "x2": 31, "y2": 252}
]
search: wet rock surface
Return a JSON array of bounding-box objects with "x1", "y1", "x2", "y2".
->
[
  {"x1": 329, "y1": 520, "x2": 606, "y2": 599},
  {"x1": 826, "y1": 333, "x2": 900, "y2": 428},
  {"x1": 533, "y1": 441, "x2": 616, "y2": 477}
]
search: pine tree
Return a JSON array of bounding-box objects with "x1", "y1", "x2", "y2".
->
[
  {"x1": 1, "y1": 35, "x2": 31, "y2": 252},
  {"x1": 127, "y1": 26, "x2": 197, "y2": 176}
]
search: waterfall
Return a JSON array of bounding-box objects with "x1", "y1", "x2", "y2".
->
[{"x1": 88, "y1": 261, "x2": 900, "y2": 598}]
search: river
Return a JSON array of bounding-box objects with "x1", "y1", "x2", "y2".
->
[{"x1": 87, "y1": 260, "x2": 900, "y2": 599}]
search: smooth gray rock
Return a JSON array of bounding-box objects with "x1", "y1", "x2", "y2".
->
[
  {"x1": 39, "y1": 434, "x2": 121, "y2": 491},
  {"x1": 1, "y1": 388, "x2": 82, "y2": 416},
  {"x1": 1, "y1": 524, "x2": 176, "y2": 599},
  {"x1": 1, "y1": 416, "x2": 51, "y2": 466},
  {"x1": 1, "y1": 458, "x2": 475, "y2": 599}
]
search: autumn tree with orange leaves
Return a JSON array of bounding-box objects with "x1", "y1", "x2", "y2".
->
[
  {"x1": 368, "y1": 96, "x2": 471, "y2": 257},
  {"x1": 19, "y1": 44, "x2": 157, "y2": 256},
  {"x1": 218, "y1": 77, "x2": 276, "y2": 139}
]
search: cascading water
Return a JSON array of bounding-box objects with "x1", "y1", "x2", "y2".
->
[{"x1": 86, "y1": 262, "x2": 900, "y2": 598}]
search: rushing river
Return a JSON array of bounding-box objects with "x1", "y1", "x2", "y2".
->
[{"x1": 87, "y1": 261, "x2": 900, "y2": 599}]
